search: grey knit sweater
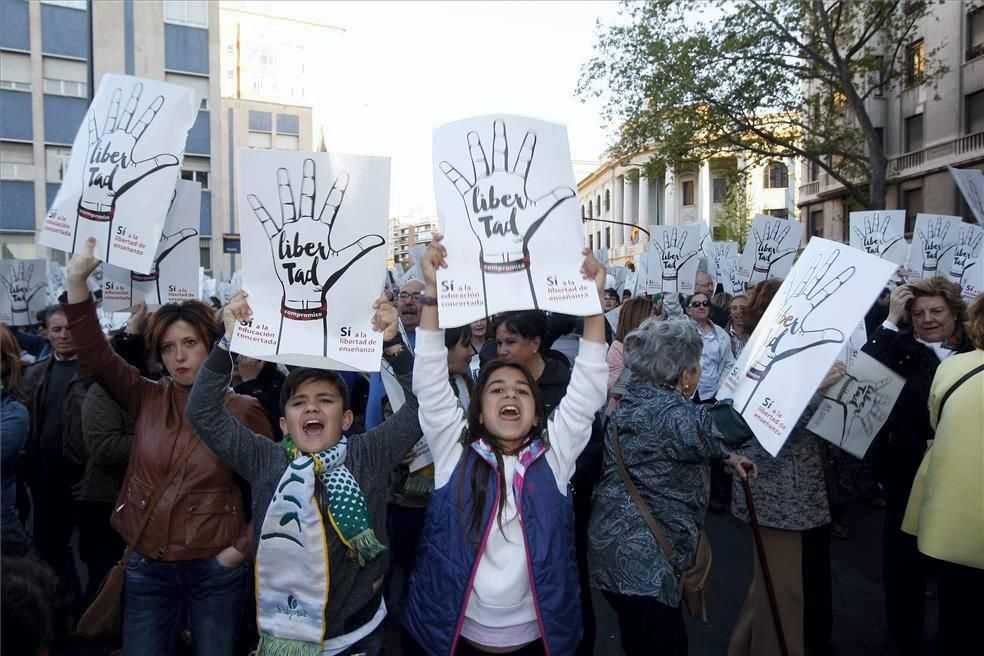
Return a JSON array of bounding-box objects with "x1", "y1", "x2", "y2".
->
[{"x1": 185, "y1": 345, "x2": 421, "y2": 639}]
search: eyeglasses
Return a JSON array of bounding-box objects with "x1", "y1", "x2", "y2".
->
[
  {"x1": 397, "y1": 292, "x2": 422, "y2": 302},
  {"x1": 689, "y1": 300, "x2": 710, "y2": 308}
]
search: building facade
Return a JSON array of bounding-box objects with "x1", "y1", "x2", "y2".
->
[
  {"x1": 577, "y1": 154, "x2": 798, "y2": 264},
  {"x1": 388, "y1": 216, "x2": 438, "y2": 270},
  {"x1": 0, "y1": 0, "x2": 221, "y2": 268},
  {"x1": 798, "y1": 0, "x2": 984, "y2": 237}
]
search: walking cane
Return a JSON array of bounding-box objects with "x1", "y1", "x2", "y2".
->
[{"x1": 740, "y1": 462, "x2": 790, "y2": 656}]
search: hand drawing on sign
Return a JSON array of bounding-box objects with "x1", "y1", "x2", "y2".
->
[
  {"x1": 948, "y1": 225, "x2": 982, "y2": 286},
  {"x1": 739, "y1": 251, "x2": 853, "y2": 413},
  {"x1": 917, "y1": 216, "x2": 957, "y2": 278},
  {"x1": 727, "y1": 261, "x2": 748, "y2": 295},
  {"x1": 854, "y1": 213, "x2": 904, "y2": 259},
  {"x1": 439, "y1": 118, "x2": 575, "y2": 311},
  {"x1": 73, "y1": 83, "x2": 180, "y2": 260},
  {"x1": 245, "y1": 158, "x2": 385, "y2": 357},
  {"x1": 823, "y1": 373, "x2": 895, "y2": 449},
  {"x1": 749, "y1": 221, "x2": 798, "y2": 283},
  {"x1": 1, "y1": 262, "x2": 46, "y2": 321},
  {"x1": 706, "y1": 241, "x2": 737, "y2": 280},
  {"x1": 652, "y1": 228, "x2": 701, "y2": 294},
  {"x1": 128, "y1": 227, "x2": 199, "y2": 303}
]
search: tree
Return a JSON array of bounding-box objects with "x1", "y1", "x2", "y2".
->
[
  {"x1": 580, "y1": 0, "x2": 947, "y2": 210},
  {"x1": 717, "y1": 169, "x2": 753, "y2": 248}
]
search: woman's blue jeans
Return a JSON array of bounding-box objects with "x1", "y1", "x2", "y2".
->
[{"x1": 122, "y1": 552, "x2": 248, "y2": 656}]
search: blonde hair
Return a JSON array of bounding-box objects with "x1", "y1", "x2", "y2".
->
[
  {"x1": 966, "y1": 294, "x2": 984, "y2": 350},
  {"x1": 907, "y1": 277, "x2": 967, "y2": 323}
]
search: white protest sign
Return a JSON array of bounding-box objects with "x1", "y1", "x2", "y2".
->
[
  {"x1": 720, "y1": 255, "x2": 748, "y2": 296},
  {"x1": 948, "y1": 166, "x2": 984, "y2": 225},
  {"x1": 433, "y1": 115, "x2": 600, "y2": 327},
  {"x1": 593, "y1": 249, "x2": 609, "y2": 266},
  {"x1": 605, "y1": 306, "x2": 621, "y2": 331},
  {"x1": 0, "y1": 259, "x2": 48, "y2": 326},
  {"x1": 806, "y1": 351, "x2": 904, "y2": 459},
  {"x1": 906, "y1": 214, "x2": 962, "y2": 282},
  {"x1": 840, "y1": 319, "x2": 868, "y2": 369},
  {"x1": 39, "y1": 74, "x2": 198, "y2": 273},
  {"x1": 46, "y1": 262, "x2": 66, "y2": 304},
  {"x1": 645, "y1": 224, "x2": 704, "y2": 295},
  {"x1": 606, "y1": 264, "x2": 629, "y2": 294},
  {"x1": 849, "y1": 210, "x2": 907, "y2": 266},
  {"x1": 717, "y1": 238, "x2": 896, "y2": 456},
  {"x1": 703, "y1": 240, "x2": 739, "y2": 282},
  {"x1": 737, "y1": 215, "x2": 804, "y2": 284},
  {"x1": 232, "y1": 151, "x2": 390, "y2": 371},
  {"x1": 102, "y1": 179, "x2": 201, "y2": 311},
  {"x1": 946, "y1": 222, "x2": 983, "y2": 300},
  {"x1": 623, "y1": 272, "x2": 639, "y2": 297}
]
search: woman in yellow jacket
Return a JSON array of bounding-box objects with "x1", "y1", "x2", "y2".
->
[{"x1": 904, "y1": 293, "x2": 984, "y2": 655}]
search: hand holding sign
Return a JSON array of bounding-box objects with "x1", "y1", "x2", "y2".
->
[
  {"x1": 750, "y1": 220, "x2": 797, "y2": 283},
  {"x1": 77, "y1": 83, "x2": 180, "y2": 259},
  {"x1": 653, "y1": 227, "x2": 701, "y2": 293},
  {"x1": 439, "y1": 119, "x2": 575, "y2": 274},
  {"x1": 246, "y1": 158, "x2": 385, "y2": 323}
]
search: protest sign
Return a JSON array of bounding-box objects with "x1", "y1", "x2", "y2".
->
[
  {"x1": 736, "y1": 214, "x2": 804, "y2": 284},
  {"x1": 945, "y1": 222, "x2": 983, "y2": 300},
  {"x1": 39, "y1": 74, "x2": 198, "y2": 273},
  {"x1": 623, "y1": 272, "x2": 639, "y2": 297},
  {"x1": 0, "y1": 259, "x2": 48, "y2": 326},
  {"x1": 232, "y1": 151, "x2": 389, "y2": 371},
  {"x1": 593, "y1": 249, "x2": 609, "y2": 266},
  {"x1": 906, "y1": 214, "x2": 962, "y2": 282},
  {"x1": 839, "y1": 319, "x2": 868, "y2": 369},
  {"x1": 433, "y1": 115, "x2": 600, "y2": 327},
  {"x1": 948, "y1": 166, "x2": 984, "y2": 225},
  {"x1": 46, "y1": 262, "x2": 66, "y2": 304},
  {"x1": 702, "y1": 240, "x2": 739, "y2": 282},
  {"x1": 645, "y1": 224, "x2": 705, "y2": 295},
  {"x1": 807, "y1": 351, "x2": 904, "y2": 459},
  {"x1": 102, "y1": 180, "x2": 201, "y2": 311},
  {"x1": 606, "y1": 264, "x2": 629, "y2": 294},
  {"x1": 720, "y1": 256, "x2": 747, "y2": 296},
  {"x1": 717, "y1": 237, "x2": 896, "y2": 456},
  {"x1": 849, "y1": 210, "x2": 907, "y2": 265}
]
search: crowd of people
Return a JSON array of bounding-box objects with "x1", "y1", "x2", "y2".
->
[{"x1": 1, "y1": 232, "x2": 982, "y2": 656}]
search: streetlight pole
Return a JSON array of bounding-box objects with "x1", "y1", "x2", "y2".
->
[{"x1": 581, "y1": 217, "x2": 650, "y2": 239}]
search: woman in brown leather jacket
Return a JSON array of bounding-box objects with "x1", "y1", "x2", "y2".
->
[{"x1": 64, "y1": 239, "x2": 272, "y2": 656}]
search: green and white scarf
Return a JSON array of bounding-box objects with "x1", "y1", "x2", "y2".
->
[{"x1": 255, "y1": 437, "x2": 385, "y2": 656}]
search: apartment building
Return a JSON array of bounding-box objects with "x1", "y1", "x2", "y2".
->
[
  {"x1": 388, "y1": 216, "x2": 438, "y2": 269},
  {"x1": 0, "y1": 0, "x2": 221, "y2": 268}
]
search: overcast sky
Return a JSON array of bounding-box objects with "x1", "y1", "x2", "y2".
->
[{"x1": 247, "y1": 1, "x2": 622, "y2": 219}]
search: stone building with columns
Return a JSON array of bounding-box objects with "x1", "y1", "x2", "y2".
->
[{"x1": 577, "y1": 152, "x2": 799, "y2": 265}]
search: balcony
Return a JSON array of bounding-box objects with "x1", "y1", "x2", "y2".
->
[{"x1": 890, "y1": 131, "x2": 984, "y2": 177}]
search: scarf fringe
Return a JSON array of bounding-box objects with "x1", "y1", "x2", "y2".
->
[
  {"x1": 348, "y1": 528, "x2": 386, "y2": 567},
  {"x1": 403, "y1": 471, "x2": 435, "y2": 496},
  {"x1": 256, "y1": 634, "x2": 321, "y2": 656}
]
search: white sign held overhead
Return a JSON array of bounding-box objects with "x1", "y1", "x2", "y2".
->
[
  {"x1": 0, "y1": 259, "x2": 48, "y2": 326},
  {"x1": 717, "y1": 238, "x2": 897, "y2": 456},
  {"x1": 737, "y1": 215, "x2": 804, "y2": 284},
  {"x1": 849, "y1": 210, "x2": 907, "y2": 265},
  {"x1": 645, "y1": 224, "x2": 705, "y2": 295},
  {"x1": 433, "y1": 115, "x2": 601, "y2": 327},
  {"x1": 946, "y1": 222, "x2": 983, "y2": 300},
  {"x1": 720, "y1": 255, "x2": 748, "y2": 296},
  {"x1": 39, "y1": 74, "x2": 198, "y2": 273},
  {"x1": 948, "y1": 166, "x2": 984, "y2": 225},
  {"x1": 906, "y1": 214, "x2": 963, "y2": 282},
  {"x1": 702, "y1": 240, "x2": 739, "y2": 282},
  {"x1": 806, "y1": 351, "x2": 905, "y2": 459},
  {"x1": 102, "y1": 180, "x2": 201, "y2": 311},
  {"x1": 232, "y1": 151, "x2": 390, "y2": 371}
]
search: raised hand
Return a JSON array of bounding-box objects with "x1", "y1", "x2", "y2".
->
[
  {"x1": 76, "y1": 83, "x2": 180, "y2": 259},
  {"x1": 1, "y1": 262, "x2": 46, "y2": 320},
  {"x1": 440, "y1": 119, "x2": 575, "y2": 274},
  {"x1": 246, "y1": 158, "x2": 385, "y2": 323},
  {"x1": 948, "y1": 225, "x2": 983, "y2": 284},
  {"x1": 371, "y1": 296, "x2": 399, "y2": 342},
  {"x1": 741, "y1": 250, "x2": 853, "y2": 412},
  {"x1": 918, "y1": 217, "x2": 957, "y2": 277},
  {"x1": 854, "y1": 213, "x2": 903, "y2": 258},
  {"x1": 750, "y1": 220, "x2": 797, "y2": 283},
  {"x1": 652, "y1": 227, "x2": 701, "y2": 293},
  {"x1": 66, "y1": 237, "x2": 103, "y2": 303}
]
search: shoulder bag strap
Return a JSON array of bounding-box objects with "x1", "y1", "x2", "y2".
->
[
  {"x1": 117, "y1": 436, "x2": 201, "y2": 565},
  {"x1": 938, "y1": 362, "x2": 984, "y2": 419},
  {"x1": 612, "y1": 427, "x2": 678, "y2": 565}
]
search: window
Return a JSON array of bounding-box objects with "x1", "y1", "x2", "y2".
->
[
  {"x1": 902, "y1": 187, "x2": 923, "y2": 233},
  {"x1": 712, "y1": 177, "x2": 727, "y2": 204},
  {"x1": 905, "y1": 39, "x2": 925, "y2": 87},
  {"x1": 595, "y1": 196, "x2": 600, "y2": 216},
  {"x1": 586, "y1": 201, "x2": 593, "y2": 219},
  {"x1": 180, "y1": 169, "x2": 209, "y2": 190},
  {"x1": 581, "y1": 204, "x2": 586, "y2": 219},
  {"x1": 969, "y1": 7, "x2": 984, "y2": 60},
  {"x1": 604, "y1": 189, "x2": 610, "y2": 212},
  {"x1": 587, "y1": 234, "x2": 593, "y2": 250},
  {"x1": 764, "y1": 161, "x2": 789, "y2": 188},
  {"x1": 42, "y1": 57, "x2": 87, "y2": 98},
  {"x1": 682, "y1": 180, "x2": 695, "y2": 206},
  {"x1": 0, "y1": 143, "x2": 35, "y2": 180},
  {"x1": 765, "y1": 208, "x2": 789, "y2": 219},
  {"x1": 0, "y1": 52, "x2": 31, "y2": 92},
  {"x1": 199, "y1": 238, "x2": 211, "y2": 272},
  {"x1": 45, "y1": 146, "x2": 72, "y2": 182},
  {"x1": 40, "y1": 1, "x2": 87, "y2": 9},
  {"x1": 904, "y1": 114, "x2": 924, "y2": 152},
  {"x1": 872, "y1": 55, "x2": 885, "y2": 97},
  {"x1": 809, "y1": 209, "x2": 824, "y2": 238},
  {"x1": 596, "y1": 231, "x2": 601, "y2": 249},
  {"x1": 808, "y1": 159, "x2": 820, "y2": 182},
  {"x1": 248, "y1": 131, "x2": 272, "y2": 149},
  {"x1": 604, "y1": 227, "x2": 611, "y2": 248},
  {"x1": 165, "y1": 0, "x2": 208, "y2": 28},
  {"x1": 967, "y1": 90, "x2": 984, "y2": 134},
  {"x1": 275, "y1": 134, "x2": 299, "y2": 150},
  {"x1": 164, "y1": 73, "x2": 209, "y2": 110}
]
